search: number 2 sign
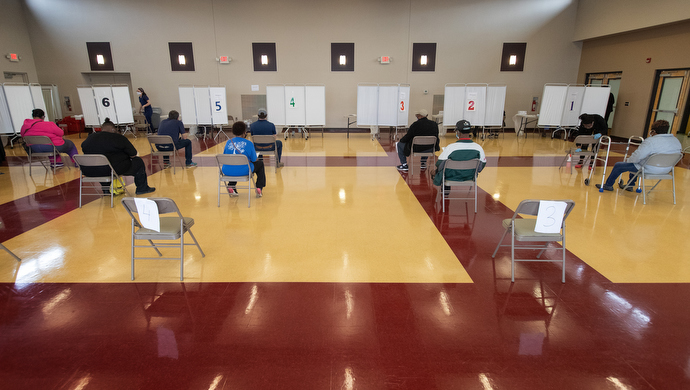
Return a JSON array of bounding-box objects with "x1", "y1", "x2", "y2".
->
[{"x1": 466, "y1": 92, "x2": 477, "y2": 112}]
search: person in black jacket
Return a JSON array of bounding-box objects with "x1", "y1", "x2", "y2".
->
[
  {"x1": 396, "y1": 109, "x2": 440, "y2": 171},
  {"x1": 80, "y1": 118, "x2": 155, "y2": 195},
  {"x1": 574, "y1": 113, "x2": 608, "y2": 168}
]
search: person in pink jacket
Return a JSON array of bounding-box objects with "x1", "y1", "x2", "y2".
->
[{"x1": 21, "y1": 109, "x2": 78, "y2": 166}]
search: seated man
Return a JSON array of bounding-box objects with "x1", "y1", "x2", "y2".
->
[
  {"x1": 596, "y1": 120, "x2": 682, "y2": 191},
  {"x1": 396, "y1": 109, "x2": 440, "y2": 171},
  {"x1": 433, "y1": 120, "x2": 486, "y2": 187},
  {"x1": 80, "y1": 118, "x2": 155, "y2": 195},
  {"x1": 156, "y1": 110, "x2": 196, "y2": 167},
  {"x1": 250, "y1": 108, "x2": 284, "y2": 167}
]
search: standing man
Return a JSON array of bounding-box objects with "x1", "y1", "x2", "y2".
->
[
  {"x1": 156, "y1": 110, "x2": 196, "y2": 167},
  {"x1": 596, "y1": 120, "x2": 682, "y2": 191},
  {"x1": 250, "y1": 108, "x2": 283, "y2": 167},
  {"x1": 81, "y1": 118, "x2": 155, "y2": 195},
  {"x1": 396, "y1": 109, "x2": 440, "y2": 171},
  {"x1": 433, "y1": 120, "x2": 486, "y2": 186}
]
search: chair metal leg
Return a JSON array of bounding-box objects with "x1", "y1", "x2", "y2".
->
[
  {"x1": 492, "y1": 228, "x2": 509, "y2": 258},
  {"x1": 1, "y1": 244, "x2": 21, "y2": 262},
  {"x1": 131, "y1": 221, "x2": 136, "y2": 280},
  {"x1": 511, "y1": 228, "x2": 516, "y2": 282},
  {"x1": 180, "y1": 219, "x2": 184, "y2": 281},
  {"x1": 186, "y1": 229, "x2": 206, "y2": 257}
]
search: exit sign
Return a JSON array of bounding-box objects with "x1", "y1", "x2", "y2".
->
[{"x1": 380, "y1": 56, "x2": 390, "y2": 64}]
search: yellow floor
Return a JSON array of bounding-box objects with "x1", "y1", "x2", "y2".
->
[{"x1": 2, "y1": 132, "x2": 690, "y2": 283}]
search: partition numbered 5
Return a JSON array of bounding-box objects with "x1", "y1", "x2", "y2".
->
[{"x1": 178, "y1": 85, "x2": 228, "y2": 140}]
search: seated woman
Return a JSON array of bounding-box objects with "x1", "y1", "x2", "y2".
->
[
  {"x1": 20, "y1": 108, "x2": 78, "y2": 167},
  {"x1": 222, "y1": 121, "x2": 266, "y2": 198}
]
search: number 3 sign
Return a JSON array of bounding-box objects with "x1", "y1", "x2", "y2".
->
[{"x1": 534, "y1": 201, "x2": 567, "y2": 233}]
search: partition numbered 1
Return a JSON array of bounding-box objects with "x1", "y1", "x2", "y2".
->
[{"x1": 538, "y1": 83, "x2": 611, "y2": 138}]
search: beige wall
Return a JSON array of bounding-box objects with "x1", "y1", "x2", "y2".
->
[
  {"x1": 0, "y1": 0, "x2": 38, "y2": 83},
  {"x1": 19, "y1": 0, "x2": 582, "y2": 128},
  {"x1": 574, "y1": 0, "x2": 690, "y2": 41},
  {"x1": 577, "y1": 20, "x2": 690, "y2": 138}
]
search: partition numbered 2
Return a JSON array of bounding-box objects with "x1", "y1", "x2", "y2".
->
[
  {"x1": 442, "y1": 83, "x2": 507, "y2": 138},
  {"x1": 356, "y1": 83, "x2": 410, "y2": 139},
  {"x1": 538, "y1": 83, "x2": 611, "y2": 139},
  {"x1": 78, "y1": 84, "x2": 135, "y2": 135},
  {"x1": 178, "y1": 85, "x2": 228, "y2": 140},
  {"x1": 266, "y1": 84, "x2": 326, "y2": 139}
]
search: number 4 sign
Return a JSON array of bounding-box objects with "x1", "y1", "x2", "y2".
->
[{"x1": 534, "y1": 201, "x2": 567, "y2": 233}]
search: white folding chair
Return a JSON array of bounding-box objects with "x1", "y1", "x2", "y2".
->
[
  {"x1": 215, "y1": 154, "x2": 256, "y2": 207},
  {"x1": 439, "y1": 159, "x2": 481, "y2": 213},
  {"x1": 121, "y1": 197, "x2": 205, "y2": 281},
  {"x1": 409, "y1": 136, "x2": 437, "y2": 176},
  {"x1": 624, "y1": 153, "x2": 683, "y2": 205},
  {"x1": 252, "y1": 134, "x2": 279, "y2": 172},
  {"x1": 22, "y1": 135, "x2": 71, "y2": 176},
  {"x1": 147, "y1": 135, "x2": 180, "y2": 174},
  {"x1": 74, "y1": 154, "x2": 132, "y2": 208},
  {"x1": 491, "y1": 199, "x2": 576, "y2": 283}
]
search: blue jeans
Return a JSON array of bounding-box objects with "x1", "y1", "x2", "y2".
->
[
  {"x1": 397, "y1": 142, "x2": 430, "y2": 165},
  {"x1": 157, "y1": 138, "x2": 193, "y2": 165},
  {"x1": 255, "y1": 140, "x2": 283, "y2": 162},
  {"x1": 605, "y1": 162, "x2": 638, "y2": 187}
]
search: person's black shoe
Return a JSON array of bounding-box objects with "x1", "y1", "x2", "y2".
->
[
  {"x1": 595, "y1": 184, "x2": 614, "y2": 191},
  {"x1": 619, "y1": 183, "x2": 634, "y2": 192},
  {"x1": 396, "y1": 164, "x2": 408, "y2": 171},
  {"x1": 135, "y1": 187, "x2": 156, "y2": 195}
]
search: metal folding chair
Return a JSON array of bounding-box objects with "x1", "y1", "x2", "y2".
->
[
  {"x1": 409, "y1": 136, "x2": 437, "y2": 176},
  {"x1": 74, "y1": 154, "x2": 132, "y2": 208},
  {"x1": 215, "y1": 154, "x2": 256, "y2": 207},
  {"x1": 121, "y1": 197, "x2": 205, "y2": 281},
  {"x1": 623, "y1": 152, "x2": 683, "y2": 204},
  {"x1": 22, "y1": 135, "x2": 71, "y2": 176},
  {"x1": 439, "y1": 158, "x2": 481, "y2": 213},
  {"x1": 147, "y1": 135, "x2": 180, "y2": 174},
  {"x1": 491, "y1": 199, "x2": 576, "y2": 283},
  {"x1": 252, "y1": 134, "x2": 279, "y2": 172}
]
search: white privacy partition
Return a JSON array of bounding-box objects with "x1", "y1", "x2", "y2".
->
[
  {"x1": 3, "y1": 84, "x2": 44, "y2": 135},
  {"x1": 266, "y1": 85, "x2": 286, "y2": 126},
  {"x1": 178, "y1": 86, "x2": 197, "y2": 125},
  {"x1": 93, "y1": 85, "x2": 118, "y2": 124},
  {"x1": 356, "y1": 84, "x2": 379, "y2": 126},
  {"x1": 0, "y1": 87, "x2": 13, "y2": 135},
  {"x1": 77, "y1": 87, "x2": 100, "y2": 127},
  {"x1": 463, "y1": 84, "x2": 488, "y2": 126},
  {"x1": 111, "y1": 85, "x2": 134, "y2": 124},
  {"x1": 538, "y1": 84, "x2": 568, "y2": 127},
  {"x1": 284, "y1": 85, "x2": 306, "y2": 125},
  {"x1": 486, "y1": 85, "x2": 507, "y2": 126},
  {"x1": 209, "y1": 87, "x2": 228, "y2": 126},
  {"x1": 561, "y1": 85, "x2": 585, "y2": 127},
  {"x1": 397, "y1": 85, "x2": 410, "y2": 127},
  {"x1": 538, "y1": 83, "x2": 611, "y2": 129},
  {"x1": 194, "y1": 86, "x2": 212, "y2": 125},
  {"x1": 378, "y1": 85, "x2": 400, "y2": 126},
  {"x1": 305, "y1": 85, "x2": 326, "y2": 126},
  {"x1": 581, "y1": 85, "x2": 611, "y2": 118},
  {"x1": 30, "y1": 84, "x2": 46, "y2": 113},
  {"x1": 442, "y1": 84, "x2": 466, "y2": 127}
]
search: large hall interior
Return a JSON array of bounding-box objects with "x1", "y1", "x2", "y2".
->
[{"x1": 2, "y1": 0, "x2": 690, "y2": 389}]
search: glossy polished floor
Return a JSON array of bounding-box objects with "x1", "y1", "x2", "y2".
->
[{"x1": 1, "y1": 129, "x2": 690, "y2": 389}]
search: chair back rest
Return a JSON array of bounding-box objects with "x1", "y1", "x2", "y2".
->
[
  {"x1": 73, "y1": 154, "x2": 111, "y2": 168},
  {"x1": 23, "y1": 135, "x2": 54, "y2": 147},
  {"x1": 642, "y1": 153, "x2": 683, "y2": 169},
  {"x1": 147, "y1": 135, "x2": 174, "y2": 152},
  {"x1": 443, "y1": 159, "x2": 480, "y2": 181},
  {"x1": 572, "y1": 135, "x2": 598, "y2": 147},
  {"x1": 513, "y1": 199, "x2": 576, "y2": 227},
  {"x1": 411, "y1": 136, "x2": 437, "y2": 148},
  {"x1": 251, "y1": 135, "x2": 276, "y2": 145},
  {"x1": 122, "y1": 197, "x2": 182, "y2": 225},
  {"x1": 216, "y1": 154, "x2": 251, "y2": 177}
]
